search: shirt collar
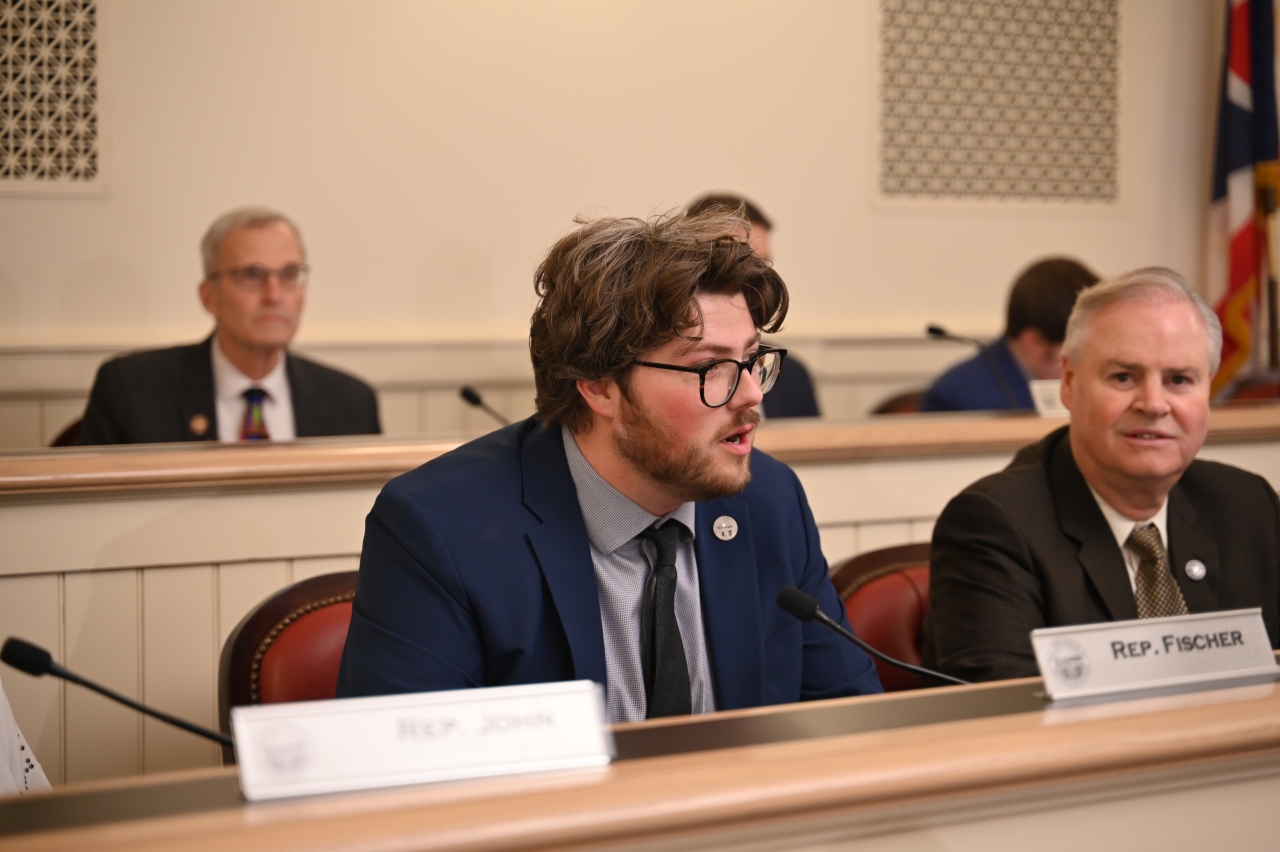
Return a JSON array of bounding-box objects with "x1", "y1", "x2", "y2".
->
[
  {"x1": 1087, "y1": 484, "x2": 1169, "y2": 552},
  {"x1": 211, "y1": 334, "x2": 289, "y2": 404},
  {"x1": 561, "y1": 425, "x2": 697, "y2": 554}
]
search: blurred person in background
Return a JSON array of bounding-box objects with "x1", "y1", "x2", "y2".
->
[
  {"x1": 79, "y1": 207, "x2": 380, "y2": 444},
  {"x1": 688, "y1": 193, "x2": 820, "y2": 418},
  {"x1": 921, "y1": 257, "x2": 1099, "y2": 412}
]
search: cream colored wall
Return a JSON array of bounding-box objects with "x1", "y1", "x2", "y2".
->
[{"x1": 0, "y1": 0, "x2": 1218, "y2": 352}]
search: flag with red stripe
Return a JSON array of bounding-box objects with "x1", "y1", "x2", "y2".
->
[{"x1": 1206, "y1": 0, "x2": 1278, "y2": 396}]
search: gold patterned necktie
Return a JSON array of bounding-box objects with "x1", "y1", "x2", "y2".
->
[{"x1": 1127, "y1": 524, "x2": 1188, "y2": 619}]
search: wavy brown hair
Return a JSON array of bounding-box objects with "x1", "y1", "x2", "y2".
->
[{"x1": 530, "y1": 209, "x2": 789, "y2": 432}]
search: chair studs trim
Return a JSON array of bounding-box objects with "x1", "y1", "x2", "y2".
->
[{"x1": 248, "y1": 591, "x2": 356, "y2": 704}]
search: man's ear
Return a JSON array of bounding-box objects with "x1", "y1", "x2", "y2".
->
[
  {"x1": 1060, "y1": 356, "x2": 1075, "y2": 411},
  {"x1": 198, "y1": 279, "x2": 217, "y2": 317},
  {"x1": 576, "y1": 377, "x2": 621, "y2": 421}
]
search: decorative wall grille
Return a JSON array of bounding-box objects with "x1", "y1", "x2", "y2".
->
[
  {"x1": 880, "y1": 0, "x2": 1118, "y2": 203},
  {"x1": 0, "y1": 0, "x2": 99, "y2": 190}
]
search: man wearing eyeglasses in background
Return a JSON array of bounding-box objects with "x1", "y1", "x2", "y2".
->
[
  {"x1": 79, "y1": 207, "x2": 380, "y2": 444},
  {"x1": 338, "y1": 209, "x2": 882, "y2": 720}
]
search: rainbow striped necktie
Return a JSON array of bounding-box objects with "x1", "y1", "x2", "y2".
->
[{"x1": 240, "y1": 388, "x2": 270, "y2": 441}]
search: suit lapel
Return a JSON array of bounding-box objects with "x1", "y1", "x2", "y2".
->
[
  {"x1": 1051, "y1": 435, "x2": 1139, "y2": 620},
  {"x1": 521, "y1": 423, "x2": 607, "y2": 686},
  {"x1": 1167, "y1": 485, "x2": 1222, "y2": 613},
  {"x1": 180, "y1": 336, "x2": 218, "y2": 441},
  {"x1": 694, "y1": 497, "x2": 764, "y2": 711},
  {"x1": 285, "y1": 352, "x2": 319, "y2": 437}
]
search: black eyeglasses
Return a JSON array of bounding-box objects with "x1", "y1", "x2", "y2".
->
[
  {"x1": 210, "y1": 263, "x2": 309, "y2": 293},
  {"x1": 632, "y1": 347, "x2": 786, "y2": 408}
]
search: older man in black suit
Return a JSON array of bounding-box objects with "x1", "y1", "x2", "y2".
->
[
  {"x1": 923, "y1": 267, "x2": 1280, "y2": 682},
  {"x1": 80, "y1": 208, "x2": 379, "y2": 444}
]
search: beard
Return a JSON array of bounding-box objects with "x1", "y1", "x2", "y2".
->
[{"x1": 612, "y1": 397, "x2": 759, "y2": 504}]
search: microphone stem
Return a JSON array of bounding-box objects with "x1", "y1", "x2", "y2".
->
[
  {"x1": 931, "y1": 328, "x2": 1021, "y2": 410},
  {"x1": 53, "y1": 664, "x2": 233, "y2": 747},
  {"x1": 812, "y1": 611, "x2": 969, "y2": 687},
  {"x1": 480, "y1": 402, "x2": 510, "y2": 426}
]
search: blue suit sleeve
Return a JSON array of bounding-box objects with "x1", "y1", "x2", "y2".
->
[{"x1": 337, "y1": 489, "x2": 485, "y2": 697}]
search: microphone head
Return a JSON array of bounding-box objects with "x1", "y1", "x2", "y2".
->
[
  {"x1": 776, "y1": 586, "x2": 821, "y2": 622},
  {"x1": 1, "y1": 638, "x2": 53, "y2": 677},
  {"x1": 459, "y1": 386, "x2": 483, "y2": 407},
  {"x1": 926, "y1": 324, "x2": 948, "y2": 338}
]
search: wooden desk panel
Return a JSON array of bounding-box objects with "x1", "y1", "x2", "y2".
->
[
  {"x1": 2, "y1": 406, "x2": 1277, "y2": 789},
  {"x1": 2, "y1": 405, "x2": 1276, "y2": 497},
  {"x1": 4, "y1": 680, "x2": 1280, "y2": 852}
]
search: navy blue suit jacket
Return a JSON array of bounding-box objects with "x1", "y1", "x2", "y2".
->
[
  {"x1": 920, "y1": 338, "x2": 1034, "y2": 412},
  {"x1": 337, "y1": 418, "x2": 882, "y2": 709},
  {"x1": 762, "y1": 355, "x2": 820, "y2": 419}
]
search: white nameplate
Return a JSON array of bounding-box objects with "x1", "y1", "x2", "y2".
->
[
  {"x1": 1032, "y1": 609, "x2": 1280, "y2": 702},
  {"x1": 1028, "y1": 379, "x2": 1068, "y2": 417},
  {"x1": 232, "y1": 680, "x2": 612, "y2": 801}
]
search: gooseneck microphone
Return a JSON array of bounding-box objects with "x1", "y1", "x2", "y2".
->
[
  {"x1": 2, "y1": 637, "x2": 232, "y2": 747},
  {"x1": 459, "y1": 385, "x2": 511, "y2": 426},
  {"x1": 925, "y1": 324, "x2": 1021, "y2": 410},
  {"x1": 775, "y1": 587, "x2": 969, "y2": 687}
]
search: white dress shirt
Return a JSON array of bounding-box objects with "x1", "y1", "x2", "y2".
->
[
  {"x1": 1088, "y1": 485, "x2": 1170, "y2": 594},
  {"x1": 211, "y1": 336, "x2": 296, "y2": 442},
  {"x1": 561, "y1": 427, "x2": 716, "y2": 724}
]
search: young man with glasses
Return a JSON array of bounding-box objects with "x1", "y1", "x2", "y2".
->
[
  {"x1": 338, "y1": 210, "x2": 881, "y2": 721},
  {"x1": 79, "y1": 207, "x2": 380, "y2": 444}
]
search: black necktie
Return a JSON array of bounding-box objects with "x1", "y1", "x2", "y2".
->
[{"x1": 638, "y1": 522, "x2": 692, "y2": 718}]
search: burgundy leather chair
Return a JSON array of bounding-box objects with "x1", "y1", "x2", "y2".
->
[
  {"x1": 218, "y1": 571, "x2": 357, "y2": 763},
  {"x1": 830, "y1": 543, "x2": 931, "y2": 692},
  {"x1": 870, "y1": 390, "x2": 925, "y2": 415}
]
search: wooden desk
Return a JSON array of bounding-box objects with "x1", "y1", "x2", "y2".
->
[
  {"x1": 3, "y1": 677, "x2": 1279, "y2": 851},
  {"x1": 2, "y1": 406, "x2": 1278, "y2": 788},
  {"x1": 3, "y1": 405, "x2": 1279, "y2": 495}
]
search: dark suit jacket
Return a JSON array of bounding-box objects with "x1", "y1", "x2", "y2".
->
[
  {"x1": 79, "y1": 335, "x2": 380, "y2": 444},
  {"x1": 762, "y1": 354, "x2": 820, "y2": 419},
  {"x1": 337, "y1": 417, "x2": 883, "y2": 708},
  {"x1": 919, "y1": 338, "x2": 1034, "y2": 412},
  {"x1": 922, "y1": 426, "x2": 1280, "y2": 682}
]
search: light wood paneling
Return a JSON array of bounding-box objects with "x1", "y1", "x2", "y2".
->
[
  {"x1": 909, "y1": 516, "x2": 935, "y2": 544},
  {"x1": 1200, "y1": 441, "x2": 1280, "y2": 488},
  {"x1": 0, "y1": 401, "x2": 40, "y2": 449},
  {"x1": 39, "y1": 398, "x2": 85, "y2": 446},
  {"x1": 791, "y1": 453, "x2": 1009, "y2": 526},
  {"x1": 292, "y1": 555, "x2": 359, "y2": 583},
  {"x1": 0, "y1": 574, "x2": 62, "y2": 785},
  {"x1": 419, "y1": 387, "x2": 463, "y2": 435},
  {"x1": 374, "y1": 390, "x2": 420, "y2": 438},
  {"x1": 856, "y1": 521, "x2": 914, "y2": 556},
  {"x1": 818, "y1": 524, "x2": 857, "y2": 567},
  {"x1": 141, "y1": 567, "x2": 217, "y2": 774},
  {"x1": 63, "y1": 570, "x2": 140, "y2": 783},
  {"x1": 0, "y1": 487, "x2": 381, "y2": 577},
  {"x1": 4, "y1": 407, "x2": 1278, "y2": 499},
  {"x1": 215, "y1": 562, "x2": 290, "y2": 651}
]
